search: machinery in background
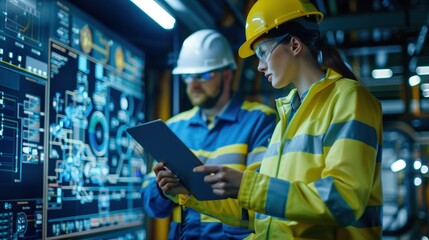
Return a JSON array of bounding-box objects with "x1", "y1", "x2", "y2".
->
[{"x1": 382, "y1": 121, "x2": 429, "y2": 239}]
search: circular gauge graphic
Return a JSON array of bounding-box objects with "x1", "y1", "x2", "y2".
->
[
  {"x1": 116, "y1": 125, "x2": 133, "y2": 158},
  {"x1": 88, "y1": 111, "x2": 109, "y2": 156},
  {"x1": 80, "y1": 24, "x2": 93, "y2": 54},
  {"x1": 16, "y1": 212, "x2": 28, "y2": 236},
  {"x1": 120, "y1": 94, "x2": 134, "y2": 116},
  {"x1": 114, "y1": 46, "x2": 125, "y2": 72}
]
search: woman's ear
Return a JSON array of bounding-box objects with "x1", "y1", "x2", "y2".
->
[{"x1": 290, "y1": 37, "x2": 302, "y2": 56}]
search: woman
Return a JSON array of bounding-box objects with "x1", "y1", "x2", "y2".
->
[{"x1": 155, "y1": 0, "x2": 383, "y2": 239}]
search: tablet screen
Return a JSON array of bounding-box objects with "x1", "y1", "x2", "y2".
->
[{"x1": 127, "y1": 119, "x2": 225, "y2": 200}]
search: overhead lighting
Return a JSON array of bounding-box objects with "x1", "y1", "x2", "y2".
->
[
  {"x1": 417, "y1": 66, "x2": 429, "y2": 75},
  {"x1": 421, "y1": 165, "x2": 429, "y2": 174},
  {"x1": 414, "y1": 177, "x2": 422, "y2": 186},
  {"x1": 131, "y1": 0, "x2": 176, "y2": 30},
  {"x1": 414, "y1": 160, "x2": 422, "y2": 170},
  {"x1": 372, "y1": 68, "x2": 393, "y2": 79},
  {"x1": 408, "y1": 75, "x2": 421, "y2": 87},
  {"x1": 390, "y1": 159, "x2": 406, "y2": 172}
]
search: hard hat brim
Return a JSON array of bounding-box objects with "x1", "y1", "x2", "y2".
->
[{"x1": 238, "y1": 37, "x2": 258, "y2": 58}]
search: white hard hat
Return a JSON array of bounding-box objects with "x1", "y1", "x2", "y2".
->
[{"x1": 172, "y1": 29, "x2": 237, "y2": 75}]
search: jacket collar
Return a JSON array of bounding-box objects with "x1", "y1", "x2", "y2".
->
[
  {"x1": 188, "y1": 93, "x2": 243, "y2": 126},
  {"x1": 276, "y1": 68, "x2": 343, "y2": 110}
]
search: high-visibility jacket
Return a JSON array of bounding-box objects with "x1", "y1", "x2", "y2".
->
[
  {"x1": 142, "y1": 94, "x2": 277, "y2": 240},
  {"x1": 173, "y1": 69, "x2": 383, "y2": 239}
]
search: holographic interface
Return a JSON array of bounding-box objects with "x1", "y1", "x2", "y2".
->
[
  {"x1": 0, "y1": 0, "x2": 147, "y2": 239},
  {"x1": 46, "y1": 40, "x2": 145, "y2": 238}
]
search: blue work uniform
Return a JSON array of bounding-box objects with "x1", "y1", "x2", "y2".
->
[{"x1": 142, "y1": 94, "x2": 277, "y2": 240}]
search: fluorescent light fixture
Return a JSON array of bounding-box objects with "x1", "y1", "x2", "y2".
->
[
  {"x1": 421, "y1": 83, "x2": 429, "y2": 90},
  {"x1": 414, "y1": 160, "x2": 422, "y2": 170},
  {"x1": 408, "y1": 75, "x2": 421, "y2": 87},
  {"x1": 417, "y1": 66, "x2": 429, "y2": 75},
  {"x1": 390, "y1": 159, "x2": 406, "y2": 172},
  {"x1": 414, "y1": 177, "x2": 422, "y2": 186},
  {"x1": 131, "y1": 0, "x2": 176, "y2": 30},
  {"x1": 371, "y1": 68, "x2": 393, "y2": 79},
  {"x1": 421, "y1": 165, "x2": 429, "y2": 174},
  {"x1": 423, "y1": 90, "x2": 429, "y2": 98}
]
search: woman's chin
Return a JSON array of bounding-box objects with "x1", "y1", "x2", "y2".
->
[{"x1": 271, "y1": 81, "x2": 283, "y2": 89}]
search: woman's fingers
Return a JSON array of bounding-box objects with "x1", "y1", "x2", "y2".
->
[
  {"x1": 193, "y1": 165, "x2": 222, "y2": 173},
  {"x1": 158, "y1": 175, "x2": 179, "y2": 187},
  {"x1": 156, "y1": 170, "x2": 178, "y2": 184}
]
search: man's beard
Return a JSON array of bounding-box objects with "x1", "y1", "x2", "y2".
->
[{"x1": 200, "y1": 79, "x2": 224, "y2": 109}]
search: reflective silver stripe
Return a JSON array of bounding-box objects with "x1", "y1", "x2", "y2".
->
[
  {"x1": 264, "y1": 143, "x2": 280, "y2": 158},
  {"x1": 247, "y1": 151, "x2": 265, "y2": 166},
  {"x1": 204, "y1": 153, "x2": 246, "y2": 165},
  {"x1": 265, "y1": 177, "x2": 289, "y2": 218},
  {"x1": 352, "y1": 205, "x2": 382, "y2": 228},
  {"x1": 273, "y1": 120, "x2": 379, "y2": 156},
  {"x1": 315, "y1": 177, "x2": 356, "y2": 227},
  {"x1": 282, "y1": 134, "x2": 324, "y2": 155},
  {"x1": 323, "y1": 120, "x2": 378, "y2": 149}
]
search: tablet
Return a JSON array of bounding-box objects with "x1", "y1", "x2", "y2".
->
[{"x1": 126, "y1": 119, "x2": 225, "y2": 200}]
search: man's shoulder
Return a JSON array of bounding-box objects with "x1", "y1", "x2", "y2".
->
[
  {"x1": 240, "y1": 99, "x2": 276, "y2": 116},
  {"x1": 167, "y1": 107, "x2": 199, "y2": 124}
]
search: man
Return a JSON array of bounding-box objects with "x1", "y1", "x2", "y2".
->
[{"x1": 141, "y1": 29, "x2": 277, "y2": 240}]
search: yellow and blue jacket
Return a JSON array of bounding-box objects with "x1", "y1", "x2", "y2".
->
[
  {"x1": 173, "y1": 69, "x2": 383, "y2": 239},
  {"x1": 142, "y1": 94, "x2": 277, "y2": 240}
]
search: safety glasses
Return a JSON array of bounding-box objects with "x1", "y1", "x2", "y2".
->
[
  {"x1": 254, "y1": 33, "x2": 291, "y2": 63},
  {"x1": 181, "y1": 71, "x2": 221, "y2": 84}
]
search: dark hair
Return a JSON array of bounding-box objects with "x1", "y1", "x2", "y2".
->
[{"x1": 263, "y1": 17, "x2": 357, "y2": 80}]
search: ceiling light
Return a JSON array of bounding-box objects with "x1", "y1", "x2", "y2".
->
[
  {"x1": 414, "y1": 177, "x2": 422, "y2": 186},
  {"x1": 409, "y1": 75, "x2": 421, "y2": 87},
  {"x1": 372, "y1": 68, "x2": 393, "y2": 79},
  {"x1": 421, "y1": 165, "x2": 429, "y2": 174},
  {"x1": 131, "y1": 0, "x2": 176, "y2": 30},
  {"x1": 414, "y1": 160, "x2": 422, "y2": 169},
  {"x1": 422, "y1": 90, "x2": 429, "y2": 98},
  {"x1": 417, "y1": 66, "x2": 429, "y2": 75},
  {"x1": 391, "y1": 159, "x2": 406, "y2": 172},
  {"x1": 421, "y1": 83, "x2": 429, "y2": 90}
]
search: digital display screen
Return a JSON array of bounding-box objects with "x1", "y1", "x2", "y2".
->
[
  {"x1": 0, "y1": 0, "x2": 48, "y2": 79},
  {"x1": 45, "y1": 39, "x2": 145, "y2": 238},
  {"x1": 0, "y1": 67, "x2": 45, "y2": 239},
  {"x1": 0, "y1": 0, "x2": 147, "y2": 239}
]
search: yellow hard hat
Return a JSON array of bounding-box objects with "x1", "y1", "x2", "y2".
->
[{"x1": 239, "y1": 0, "x2": 323, "y2": 58}]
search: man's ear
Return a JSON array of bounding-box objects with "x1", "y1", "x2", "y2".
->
[
  {"x1": 222, "y1": 69, "x2": 234, "y2": 92},
  {"x1": 223, "y1": 69, "x2": 233, "y2": 82}
]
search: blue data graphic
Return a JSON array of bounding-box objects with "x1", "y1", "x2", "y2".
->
[
  {"x1": 0, "y1": 67, "x2": 45, "y2": 239},
  {"x1": 46, "y1": 40, "x2": 145, "y2": 238},
  {"x1": 0, "y1": 0, "x2": 147, "y2": 239},
  {"x1": 0, "y1": 0, "x2": 48, "y2": 79}
]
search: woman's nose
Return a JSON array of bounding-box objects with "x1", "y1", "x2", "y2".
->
[{"x1": 257, "y1": 60, "x2": 268, "y2": 72}]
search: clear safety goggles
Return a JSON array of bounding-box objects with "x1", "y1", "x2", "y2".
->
[
  {"x1": 181, "y1": 70, "x2": 221, "y2": 84},
  {"x1": 254, "y1": 33, "x2": 291, "y2": 63}
]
